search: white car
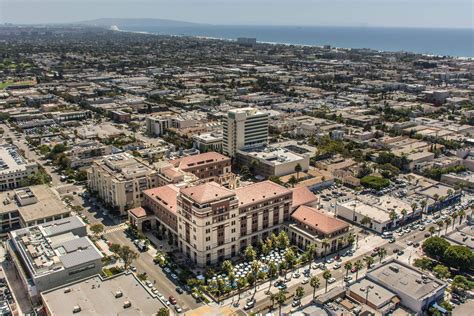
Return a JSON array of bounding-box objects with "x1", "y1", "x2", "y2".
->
[
  {"x1": 301, "y1": 278, "x2": 309, "y2": 285},
  {"x1": 328, "y1": 277, "x2": 337, "y2": 284},
  {"x1": 333, "y1": 263, "x2": 341, "y2": 269},
  {"x1": 292, "y1": 272, "x2": 301, "y2": 279}
]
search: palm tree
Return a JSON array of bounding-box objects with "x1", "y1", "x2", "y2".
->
[
  {"x1": 269, "y1": 293, "x2": 277, "y2": 310},
  {"x1": 288, "y1": 175, "x2": 298, "y2": 188},
  {"x1": 433, "y1": 194, "x2": 439, "y2": 213},
  {"x1": 283, "y1": 248, "x2": 296, "y2": 280},
  {"x1": 364, "y1": 256, "x2": 375, "y2": 269},
  {"x1": 401, "y1": 209, "x2": 408, "y2": 220},
  {"x1": 389, "y1": 210, "x2": 398, "y2": 225},
  {"x1": 323, "y1": 270, "x2": 332, "y2": 293},
  {"x1": 244, "y1": 245, "x2": 257, "y2": 262},
  {"x1": 458, "y1": 209, "x2": 465, "y2": 225},
  {"x1": 429, "y1": 226, "x2": 436, "y2": 236},
  {"x1": 251, "y1": 260, "x2": 261, "y2": 298},
  {"x1": 336, "y1": 237, "x2": 344, "y2": 254},
  {"x1": 444, "y1": 218, "x2": 451, "y2": 234},
  {"x1": 451, "y1": 212, "x2": 458, "y2": 229},
  {"x1": 294, "y1": 163, "x2": 302, "y2": 181},
  {"x1": 411, "y1": 203, "x2": 418, "y2": 219},
  {"x1": 267, "y1": 261, "x2": 278, "y2": 292},
  {"x1": 276, "y1": 290, "x2": 287, "y2": 316},
  {"x1": 228, "y1": 272, "x2": 236, "y2": 299},
  {"x1": 347, "y1": 233, "x2": 356, "y2": 248},
  {"x1": 321, "y1": 239, "x2": 330, "y2": 262},
  {"x1": 420, "y1": 199, "x2": 427, "y2": 220},
  {"x1": 377, "y1": 248, "x2": 387, "y2": 263},
  {"x1": 222, "y1": 260, "x2": 233, "y2": 276},
  {"x1": 306, "y1": 244, "x2": 317, "y2": 264},
  {"x1": 236, "y1": 278, "x2": 246, "y2": 302},
  {"x1": 295, "y1": 286, "x2": 305, "y2": 301},
  {"x1": 344, "y1": 262, "x2": 352, "y2": 277},
  {"x1": 354, "y1": 260, "x2": 363, "y2": 280},
  {"x1": 436, "y1": 220, "x2": 444, "y2": 236},
  {"x1": 277, "y1": 231, "x2": 290, "y2": 249},
  {"x1": 310, "y1": 276, "x2": 320, "y2": 299}
]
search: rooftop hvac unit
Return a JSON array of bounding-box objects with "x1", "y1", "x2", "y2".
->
[
  {"x1": 73, "y1": 305, "x2": 81, "y2": 313},
  {"x1": 123, "y1": 301, "x2": 132, "y2": 309},
  {"x1": 115, "y1": 291, "x2": 123, "y2": 298}
]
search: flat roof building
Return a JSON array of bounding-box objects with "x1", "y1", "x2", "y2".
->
[
  {"x1": 223, "y1": 107, "x2": 269, "y2": 157},
  {"x1": 0, "y1": 185, "x2": 70, "y2": 235},
  {"x1": 7, "y1": 216, "x2": 103, "y2": 300},
  {"x1": 41, "y1": 273, "x2": 166, "y2": 315},
  {"x1": 366, "y1": 259, "x2": 447, "y2": 314},
  {"x1": 0, "y1": 144, "x2": 38, "y2": 191}
]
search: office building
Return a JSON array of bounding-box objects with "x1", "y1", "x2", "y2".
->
[
  {"x1": 366, "y1": 260, "x2": 447, "y2": 314},
  {"x1": 7, "y1": 217, "x2": 103, "y2": 300},
  {"x1": 223, "y1": 108, "x2": 269, "y2": 157},
  {"x1": 0, "y1": 185, "x2": 71, "y2": 235},
  {"x1": 0, "y1": 144, "x2": 38, "y2": 191}
]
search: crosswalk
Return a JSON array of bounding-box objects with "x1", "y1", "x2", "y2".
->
[{"x1": 105, "y1": 224, "x2": 127, "y2": 234}]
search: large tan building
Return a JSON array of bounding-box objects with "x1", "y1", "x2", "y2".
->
[
  {"x1": 129, "y1": 180, "x2": 308, "y2": 266},
  {"x1": 87, "y1": 153, "x2": 159, "y2": 215}
]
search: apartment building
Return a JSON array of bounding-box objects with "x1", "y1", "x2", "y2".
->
[
  {"x1": 0, "y1": 144, "x2": 38, "y2": 191},
  {"x1": 223, "y1": 107, "x2": 269, "y2": 157},
  {"x1": 87, "y1": 153, "x2": 159, "y2": 215}
]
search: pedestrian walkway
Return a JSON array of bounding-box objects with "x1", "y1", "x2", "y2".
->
[{"x1": 105, "y1": 223, "x2": 127, "y2": 234}]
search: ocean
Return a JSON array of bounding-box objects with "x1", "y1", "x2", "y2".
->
[{"x1": 120, "y1": 25, "x2": 473, "y2": 57}]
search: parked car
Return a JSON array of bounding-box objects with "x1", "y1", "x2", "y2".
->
[
  {"x1": 168, "y1": 296, "x2": 177, "y2": 305},
  {"x1": 328, "y1": 277, "x2": 336, "y2": 284}
]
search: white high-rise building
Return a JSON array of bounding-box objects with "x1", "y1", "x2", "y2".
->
[{"x1": 223, "y1": 108, "x2": 269, "y2": 157}]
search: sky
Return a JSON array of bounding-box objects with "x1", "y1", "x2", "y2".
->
[{"x1": 0, "y1": 0, "x2": 472, "y2": 29}]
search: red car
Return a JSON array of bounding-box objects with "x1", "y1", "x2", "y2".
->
[
  {"x1": 169, "y1": 296, "x2": 177, "y2": 305},
  {"x1": 350, "y1": 267, "x2": 358, "y2": 273}
]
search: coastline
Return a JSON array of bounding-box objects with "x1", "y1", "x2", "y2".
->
[{"x1": 111, "y1": 26, "x2": 473, "y2": 59}]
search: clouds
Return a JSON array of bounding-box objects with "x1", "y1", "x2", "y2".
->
[{"x1": 0, "y1": 0, "x2": 472, "y2": 28}]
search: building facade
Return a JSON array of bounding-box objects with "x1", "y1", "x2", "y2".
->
[
  {"x1": 0, "y1": 144, "x2": 38, "y2": 191},
  {"x1": 87, "y1": 153, "x2": 159, "y2": 215},
  {"x1": 223, "y1": 108, "x2": 269, "y2": 157}
]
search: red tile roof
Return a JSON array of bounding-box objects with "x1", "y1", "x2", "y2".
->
[
  {"x1": 234, "y1": 181, "x2": 291, "y2": 207},
  {"x1": 291, "y1": 205, "x2": 349, "y2": 235},
  {"x1": 181, "y1": 182, "x2": 235, "y2": 204},
  {"x1": 129, "y1": 207, "x2": 150, "y2": 218},
  {"x1": 170, "y1": 152, "x2": 230, "y2": 170},
  {"x1": 143, "y1": 185, "x2": 180, "y2": 213},
  {"x1": 291, "y1": 186, "x2": 317, "y2": 210}
]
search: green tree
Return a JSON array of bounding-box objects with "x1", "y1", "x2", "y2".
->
[
  {"x1": 267, "y1": 261, "x2": 278, "y2": 292},
  {"x1": 413, "y1": 257, "x2": 433, "y2": 271},
  {"x1": 236, "y1": 278, "x2": 246, "y2": 302},
  {"x1": 451, "y1": 275, "x2": 474, "y2": 292},
  {"x1": 323, "y1": 270, "x2": 332, "y2": 293},
  {"x1": 283, "y1": 248, "x2": 296, "y2": 280},
  {"x1": 294, "y1": 163, "x2": 302, "y2": 181},
  {"x1": 89, "y1": 223, "x2": 104, "y2": 238},
  {"x1": 295, "y1": 286, "x2": 305, "y2": 301},
  {"x1": 458, "y1": 209, "x2": 465, "y2": 224},
  {"x1": 344, "y1": 262, "x2": 352, "y2": 277},
  {"x1": 364, "y1": 256, "x2": 375, "y2": 269},
  {"x1": 321, "y1": 238, "x2": 330, "y2": 262},
  {"x1": 310, "y1": 276, "x2": 320, "y2": 298},
  {"x1": 251, "y1": 260, "x2": 261, "y2": 298},
  {"x1": 157, "y1": 307, "x2": 169, "y2": 316},
  {"x1": 222, "y1": 260, "x2": 233, "y2": 276},
  {"x1": 118, "y1": 245, "x2": 138, "y2": 270},
  {"x1": 354, "y1": 260, "x2": 363, "y2": 280},
  {"x1": 288, "y1": 175, "x2": 298, "y2": 188},
  {"x1": 109, "y1": 243, "x2": 121, "y2": 258},
  {"x1": 277, "y1": 231, "x2": 290, "y2": 249},
  {"x1": 442, "y1": 245, "x2": 474, "y2": 271},
  {"x1": 244, "y1": 245, "x2": 257, "y2": 262},
  {"x1": 377, "y1": 248, "x2": 387, "y2": 263},
  {"x1": 444, "y1": 218, "x2": 451, "y2": 234},
  {"x1": 276, "y1": 289, "x2": 287, "y2": 316},
  {"x1": 422, "y1": 236, "x2": 450, "y2": 261},
  {"x1": 433, "y1": 264, "x2": 451, "y2": 280}
]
